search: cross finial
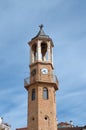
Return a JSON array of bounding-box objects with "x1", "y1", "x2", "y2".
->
[{"x1": 39, "y1": 24, "x2": 44, "y2": 30}]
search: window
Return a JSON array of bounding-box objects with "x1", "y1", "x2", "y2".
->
[
  {"x1": 32, "y1": 117, "x2": 35, "y2": 121},
  {"x1": 43, "y1": 87, "x2": 48, "y2": 99},
  {"x1": 32, "y1": 89, "x2": 35, "y2": 100},
  {"x1": 44, "y1": 115, "x2": 49, "y2": 121},
  {"x1": 31, "y1": 69, "x2": 36, "y2": 76},
  {"x1": 45, "y1": 117, "x2": 48, "y2": 120}
]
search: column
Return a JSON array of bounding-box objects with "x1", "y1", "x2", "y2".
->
[
  {"x1": 47, "y1": 41, "x2": 51, "y2": 62},
  {"x1": 43, "y1": 55, "x2": 46, "y2": 61},
  {"x1": 32, "y1": 51, "x2": 34, "y2": 63},
  {"x1": 30, "y1": 46, "x2": 34, "y2": 63},
  {"x1": 37, "y1": 40, "x2": 41, "y2": 61}
]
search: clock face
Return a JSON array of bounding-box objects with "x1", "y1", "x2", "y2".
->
[{"x1": 41, "y1": 68, "x2": 48, "y2": 74}]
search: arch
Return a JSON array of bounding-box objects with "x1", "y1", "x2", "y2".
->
[
  {"x1": 41, "y1": 42, "x2": 48, "y2": 61},
  {"x1": 32, "y1": 44, "x2": 37, "y2": 62},
  {"x1": 43, "y1": 87, "x2": 48, "y2": 99}
]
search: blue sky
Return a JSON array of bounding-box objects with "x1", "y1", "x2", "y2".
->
[{"x1": 0, "y1": 0, "x2": 86, "y2": 129}]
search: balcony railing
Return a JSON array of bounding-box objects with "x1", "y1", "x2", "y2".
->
[{"x1": 24, "y1": 74, "x2": 58, "y2": 90}]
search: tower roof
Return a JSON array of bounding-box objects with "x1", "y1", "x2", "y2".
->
[
  {"x1": 32, "y1": 24, "x2": 50, "y2": 40},
  {"x1": 29, "y1": 25, "x2": 54, "y2": 47}
]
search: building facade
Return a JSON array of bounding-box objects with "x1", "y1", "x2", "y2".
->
[
  {"x1": 58, "y1": 122, "x2": 74, "y2": 128},
  {"x1": 0, "y1": 117, "x2": 11, "y2": 130},
  {"x1": 24, "y1": 25, "x2": 59, "y2": 130}
]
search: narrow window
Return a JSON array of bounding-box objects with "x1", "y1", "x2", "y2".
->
[
  {"x1": 32, "y1": 89, "x2": 35, "y2": 100},
  {"x1": 43, "y1": 87, "x2": 48, "y2": 99}
]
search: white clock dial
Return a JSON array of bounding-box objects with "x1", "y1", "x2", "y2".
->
[{"x1": 41, "y1": 68, "x2": 48, "y2": 74}]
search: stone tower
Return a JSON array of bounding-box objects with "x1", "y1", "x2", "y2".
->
[{"x1": 24, "y1": 25, "x2": 58, "y2": 130}]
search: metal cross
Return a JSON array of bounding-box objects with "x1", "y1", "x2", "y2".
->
[{"x1": 39, "y1": 24, "x2": 44, "y2": 30}]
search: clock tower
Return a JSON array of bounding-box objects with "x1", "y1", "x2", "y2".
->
[{"x1": 24, "y1": 25, "x2": 59, "y2": 130}]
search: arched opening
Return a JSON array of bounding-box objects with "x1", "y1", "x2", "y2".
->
[
  {"x1": 43, "y1": 87, "x2": 48, "y2": 99},
  {"x1": 41, "y1": 43, "x2": 48, "y2": 61},
  {"x1": 32, "y1": 44, "x2": 37, "y2": 62}
]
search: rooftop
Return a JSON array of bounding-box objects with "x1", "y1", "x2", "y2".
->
[{"x1": 32, "y1": 24, "x2": 50, "y2": 40}]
